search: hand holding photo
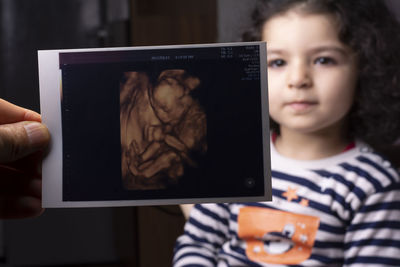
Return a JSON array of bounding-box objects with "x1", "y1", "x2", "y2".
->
[{"x1": 38, "y1": 42, "x2": 271, "y2": 208}]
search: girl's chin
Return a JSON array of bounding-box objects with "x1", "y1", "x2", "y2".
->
[
  {"x1": 278, "y1": 122, "x2": 331, "y2": 135},
  {"x1": 278, "y1": 122, "x2": 345, "y2": 137}
]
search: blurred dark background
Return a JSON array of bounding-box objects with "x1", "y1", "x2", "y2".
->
[
  {"x1": 0, "y1": 0, "x2": 398, "y2": 266},
  {"x1": 0, "y1": 0, "x2": 222, "y2": 266}
]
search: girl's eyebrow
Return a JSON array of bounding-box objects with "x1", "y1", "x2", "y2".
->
[
  {"x1": 266, "y1": 49, "x2": 285, "y2": 55},
  {"x1": 309, "y1": 46, "x2": 349, "y2": 55},
  {"x1": 266, "y1": 46, "x2": 349, "y2": 56}
]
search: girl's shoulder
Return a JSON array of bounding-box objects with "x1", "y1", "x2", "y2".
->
[
  {"x1": 348, "y1": 141, "x2": 400, "y2": 186},
  {"x1": 353, "y1": 141, "x2": 399, "y2": 173},
  {"x1": 271, "y1": 140, "x2": 400, "y2": 191},
  {"x1": 316, "y1": 141, "x2": 400, "y2": 193}
]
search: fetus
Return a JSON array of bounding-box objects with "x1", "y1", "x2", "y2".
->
[{"x1": 120, "y1": 70, "x2": 207, "y2": 189}]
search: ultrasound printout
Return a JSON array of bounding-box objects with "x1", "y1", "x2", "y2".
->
[{"x1": 38, "y1": 42, "x2": 271, "y2": 207}]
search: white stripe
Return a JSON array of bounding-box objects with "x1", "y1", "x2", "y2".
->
[
  {"x1": 219, "y1": 243, "x2": 251, "y2": 266},
  {"x1": 176, "y1": 234, "x2": 217, "y2": 253},
  {"x1": 355, "y1": 157, "x2": 396, "y2": 187},
  {"x1": 315, "y1": 230, "x2": 344, "y2": 242},
  {"x1": 201, "y1": 203, "x2": 230, "y2": 221},
  {"x1": 295, "y1": 258, "x2": 340, "y2": 267},
  {"x1": 344, "y1": 264, "x2": 391, "y2": 267},
  {"x1": 351, "y1": 209, "x2": 400, "y2": 225},
  {"x1": 265, "y1": 181, "x2": 345, "y2": 226},
  {"x1": 184, "y1": 223, "x2": 226, "y2": 246},
  {"x1": 358, "y1": 153, "x2": 400, "y2": 182},
  {"x1": 345, "y1": 228, "x2": 400, "y2": 244},
  {"x1": 175, "y1": 256, "x2": 215, "y2": 267},
  {"x1": 345, "y1": 246, "x2": 400, "y2": 260},
  {"x1": 363, "y1": 188, "x2": 400, "y2": 204},
  {"x1": 311, "y1": 247, "x2": 344, "y2": 260},
  {"x1": 190, "y1": 204, "x2": 230, "y2": 236},
  {"x1": 320, "y1": 165, "x2": 366, "y2": 210},
  {"x1": 173, "y1": 242, "x2": 216, "y2": 267}
]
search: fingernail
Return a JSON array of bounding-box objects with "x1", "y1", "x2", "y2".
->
[{"x1": 24, "y1": 122, "x2": 49, "y2": 147}]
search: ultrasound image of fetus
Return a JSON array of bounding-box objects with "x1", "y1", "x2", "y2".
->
[{"x1": 120, "y1": 70, "x2": 207, "y2": 190}]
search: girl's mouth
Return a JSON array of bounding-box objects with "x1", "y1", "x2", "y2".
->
[{"x1": 286, "y1": 101, "x2": 317, "y2": 112}]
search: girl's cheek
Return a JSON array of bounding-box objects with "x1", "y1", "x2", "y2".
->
[
  {"x1": 267, "y1": 76, "x2": 284, "y2": 100},
  {"x1": 268, "y1": 90, "x2": 281, "y2": 119}
]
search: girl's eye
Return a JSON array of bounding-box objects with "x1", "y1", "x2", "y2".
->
[
  {"x1": 268, "y1": 59, "x2": 286, "y2": 68},
  {"x1": 314, "y1": 57, "x2": 336, "y2": 65}
]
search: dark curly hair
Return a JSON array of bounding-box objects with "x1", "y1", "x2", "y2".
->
[{"x1": 242, "y1": 0, "x2": 400, "y2": 147}]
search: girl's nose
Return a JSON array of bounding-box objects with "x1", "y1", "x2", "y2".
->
[{"x1": 287, "y1": 62, "x2": 312, "y2": 89}]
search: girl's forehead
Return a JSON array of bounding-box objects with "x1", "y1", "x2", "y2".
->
[{"x1": 262, "y1": 11, "x2": 341, "y2": 45}]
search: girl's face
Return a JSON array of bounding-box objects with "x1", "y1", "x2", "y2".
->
[{"x1": 263, "y1": 12, "x2": 358, "y2": 137}]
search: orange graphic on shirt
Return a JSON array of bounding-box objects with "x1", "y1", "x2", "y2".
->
[
  {"x1": 238, "y1": 207, "x2": 320, "y2": 265},
  {"x1": 300, "y1": 199, "x2": 309, "y2": 207},
  {"x1": 282, "y1": 187, "x2": 299, "y2": 202}
]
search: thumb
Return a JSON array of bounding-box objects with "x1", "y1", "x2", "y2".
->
[{"x1": 0, "y1": 121, "x2": 50, "y2": 163}]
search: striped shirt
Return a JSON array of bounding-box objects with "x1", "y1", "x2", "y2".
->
[{"x1": 173, "y1": 140, "x2": 400, "y2": 266}]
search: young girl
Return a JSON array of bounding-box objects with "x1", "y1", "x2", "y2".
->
[{"x1": 173, "y1": 0, "x2": 400, "y2": 266}]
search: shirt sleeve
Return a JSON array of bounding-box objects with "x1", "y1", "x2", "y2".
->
[
  {"x1": 173, "y1": 203, "x2": 231, "y2": 267},
  {"x1": 343, "y1": 180, "x2": 400, "y2": 266}
]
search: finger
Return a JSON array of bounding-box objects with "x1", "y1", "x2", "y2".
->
[
  {"x1": 0, "y1": 165, "x2": 43, "y2": 220},
  {"x1": 0, "y1": 121, "x2": 50, "y2": 163},
  {"x1": 0, "y1": 98, "x2": 41, "y2": 124},
  {"x1": 0, "y1": 166, "x2": 42, "y2": 198},
  {"x1": 0, "y1": 195, "x2": 44, "y2": 219},
  {"x1": 6, "y1": 151, "x2": 45, "y2": 177}
]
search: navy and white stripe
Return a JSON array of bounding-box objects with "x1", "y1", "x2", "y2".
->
[{"x1": 173, "y1": 141, "x2": 400, "y2": 266}]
